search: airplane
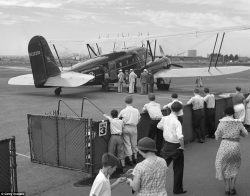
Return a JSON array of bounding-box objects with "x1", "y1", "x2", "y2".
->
[{"x1": 8, "y1": 35, "x2": 250, "y2": 95}]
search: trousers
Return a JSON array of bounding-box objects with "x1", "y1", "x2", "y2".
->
[
  {"x1": 205, "y1": 108, "x2": 215, "y2": 136},
  {"x1": 192, "y1": 109, "x2": 204, "y2": 140},
  {"x1": 148, "y1": 119, "x2": 163, "y2": 155},
  {"x1": 117, "y1": 82, "x2": 123, "y2": 93},
  {"x1": 162, "y1": 141, "x2": 184, "y2": 193},
  {"x1": 123, "y1": 125, "x2": 138, "y2": 156}
]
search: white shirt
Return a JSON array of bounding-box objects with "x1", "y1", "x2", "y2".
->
[
  {"x1": 157, "y1": 113, "x2": 184, "y2": 143},
  {"x1": 142, "y1": 101, "x2": 163, "y2": 119},
  {"x1": 129, "y1": 72, "x2": 137, "y2": 83},
  {"x1": 118, "y1": 105, "x2": 140, "y2": 126},
  {"x1": 89, "y1": 170, "x2": 111, "y2": 196},
  {"x1": 187, "y1": 94, "x2": 204, "y2": 110},
  {"x1": 103, "y1": 115, "x2": 123, "y2": 135},
  {"x1": 234, "y1": 103, "x2": 246, "y2": 122},
  {"x1": 203, "y1": 94, "x2": 215, "y2": 108},
  {"x1": 163, "y1": 99, "x2": 183, "y2": 116}
]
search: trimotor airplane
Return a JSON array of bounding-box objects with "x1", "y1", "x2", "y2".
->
[{"x1": 8, "y1": 35, "x2": 250, "y2": 95}]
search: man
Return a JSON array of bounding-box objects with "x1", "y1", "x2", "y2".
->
[
  {"x1": 203, "y1": 88, "x2": 216, "y2": 138},
  {"x1": 163, "y1": 93, "x2": 184, "y2": 124},
  {"x1": 129, "y1": 69, "x2": 137, "y2": 94},
  {"x1": 187, "y1": 88, "x2": 205, "y2": 143},
  {"x1": 140, "y1": 69, "x2": 148, "y2": 94},
  {"x1": 230, "y1": 86, "x2": 245, "y2": 105},
  {"x1": 118, "y1": 96, "x2": 140, "y2": 165},
  {"x1": 117, "y1": 69, "x2": 124, "y2": 93},
  {"x1": 147, "y1": 70, "x2": 154, "y2": 93},
  {"x1": 157, "y1": 102, "x2": 187, "y2": 195},
  {"x1": 142, "y1": 93, "x2": 163, "y2": 155},
  {"x1": 124, "y1": 70, "x2": 129, "y2": 92}
]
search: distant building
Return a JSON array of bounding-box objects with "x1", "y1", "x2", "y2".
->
[{"x1": 188, "y1": 50, "x2": 197, "y2": 57}]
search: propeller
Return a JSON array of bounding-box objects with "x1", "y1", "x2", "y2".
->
[{"x1": 159, "y1": 45, "x2": 183, "y2": 68}]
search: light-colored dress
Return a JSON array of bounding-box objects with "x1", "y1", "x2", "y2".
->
[
  {"x1": 132, "y1": 156, "x2": 168, "y2": 196},
  {"x1": 244, "y1": 94, "x2": 250, "y2": 125},
  {"x1": 215, "y1": 116, "x2": 248, "y2": 180}
]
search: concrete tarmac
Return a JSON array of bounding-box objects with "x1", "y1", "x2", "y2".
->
[{"x1": 1, "y1": 65, "x2": 250, "y2": 195}]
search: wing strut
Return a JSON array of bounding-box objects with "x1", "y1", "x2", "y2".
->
[
  {"x1": 214, "y1": 32, "x2": 225, "y2": 68},
  {"x1": 208, "y1": 33, "x2": 219, "y2": 71},
  {"x1": 87, "y1": 44, "x2": 97, "y2": 58},
  {"x1": 53, "y1": 44, "x2": 63, "y2": 69}
]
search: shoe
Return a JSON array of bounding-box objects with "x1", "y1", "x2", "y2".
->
[
  {"x1": 225, "y1": 190, "x2": 230, "y2": 195},
  {"x1": 174, "y1": 190, "x2": 187, "y2": 194},
  {"x1": 230, "y1": 189, "x2": 236, "y2": 195}
]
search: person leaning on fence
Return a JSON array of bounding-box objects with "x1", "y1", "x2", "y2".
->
[
  {"x1": 230, "y1": 86, "x2": 245, "y2": 105},
  {"x1": 244, "y1": 88, "x2": 250, "y2": 131},
  {"x1": 126, "y1": 137, "x2": 168, "y2": 196},
  {"x1": 157, "y1": 101, "x2": 187, "y2": 195},
  {"x1": 103, "y1": 109, "x2": 125, "y2": 172},
  {"x1": 117, "y1": 69, "x2": 125, "y2": 93},
  {"x1": 187, "y1": 88, "x2": 205, "y2": 143},
  {"x1": 118, "y1": 95, "x2": 140, "y2": 165},
  {"x1": 142, "y1": 93, "x2": 163, "y2": 156},
  {"x1": 89, "y1": 153, "x2": 126, "y2": 196},
  {"x1": 233, "y1": 96, "x2": 246, "y2": 123},
  {"x1": 203, "y1": 88, "x2": 216, "y2": 138},
  {"x1": 163, "y1": 93, "x2": 184, "y2": 124}
]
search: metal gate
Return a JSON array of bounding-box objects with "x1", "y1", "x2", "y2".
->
[{"x1": 0, "y1": 136, "x2": 18, "y2": 192}]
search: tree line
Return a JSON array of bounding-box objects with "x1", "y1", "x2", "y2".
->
[{"x1": 208, "y1": 53, "x2": 239, "y2": 62}]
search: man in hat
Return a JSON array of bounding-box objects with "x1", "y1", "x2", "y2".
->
[
  {"x1": 126, "y1": 137, "x2": 168, "y2": 195},
  {"x1": 129, "y1": 69, "x2": 137, "y2": 94},
  {"x1": 117, "y1": 69, "x2": 124, "y2": 93},
  {"x1": 140, "y1": 69, "x2": 148, "y2": 94},
  {"x1": 157, "y1": 102, "x2": 187, "y2": 195}
]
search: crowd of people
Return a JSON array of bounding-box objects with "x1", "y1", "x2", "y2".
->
[
  {"x1": 116, "y1": 68, "x2": 155, "y2": 94},
  {"x1": 90, "y1": 86, "x2": 249, "y2": 196}
]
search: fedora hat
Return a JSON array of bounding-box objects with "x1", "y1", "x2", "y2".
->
[{"x1": 137, "y1": 137, "x2": 157, "y2": 152}]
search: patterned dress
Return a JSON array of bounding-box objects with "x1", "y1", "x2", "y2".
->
[
  {"x1": 132, "y1": 156, "x2": 168, "y2": 196},
  {"x1": 215, "y1": 116, "x2": 248, "y2": 180}
]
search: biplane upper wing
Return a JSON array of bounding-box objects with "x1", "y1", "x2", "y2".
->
[{"x1": 154, "y1": 66, "x2": 250, "y2": 78}]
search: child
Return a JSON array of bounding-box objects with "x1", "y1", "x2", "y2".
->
[
  {"x1": 103, "y1": 109, "x2": 126, "y2": 171},
  {"x1": 89, "y1": 153, "x2": 126, "y2": 196}
]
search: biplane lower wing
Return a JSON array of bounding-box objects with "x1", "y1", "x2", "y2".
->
[
  {"x1": 154, "y1": 66, "x2": 250, "y2": 78},
  {"x1": 8, "y1": 72, "x2": 94, "y2": 87}
]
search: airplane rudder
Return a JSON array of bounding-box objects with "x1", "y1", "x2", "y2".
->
[{"x1": 28, "y1": 35, "x2": 60, "y2": 87}]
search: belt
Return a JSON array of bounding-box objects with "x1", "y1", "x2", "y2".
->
[
  {"x1": 222, "y1": 138, "x2": 240, "y2": 142},
  {"x1": 151, "y1": 118, "x2": 161, "y2": 120},
  {"x1": 193, "y1": 108, "x2": 203, "y2": 111},
  {"x1": 112, "y1": 134, "x2": 122, "y2": 136},
  {"x1": 124, "y1": 124, "x2": 136, "y2": 126}
]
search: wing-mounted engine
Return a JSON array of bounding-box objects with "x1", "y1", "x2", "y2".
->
[{"x1": 28, "y1": 36, "x2": 61, "y2": 87}]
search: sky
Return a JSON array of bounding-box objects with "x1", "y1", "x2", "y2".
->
[{"x1": 0, "y1": 0, "x2": 250, "y2": 57}]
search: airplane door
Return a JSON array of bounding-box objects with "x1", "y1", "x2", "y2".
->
[{"x1": 108, "y1": 61, "x2": 117, "y2": 81}]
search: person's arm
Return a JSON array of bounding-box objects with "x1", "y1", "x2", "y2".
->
[
  {"x1": 111, "y1": 177, "x2": 126, "y2": 190},
  {"x1": 176, "y1": 122, "x2": 184, "y2": 149},
  {"x1": 142, "y1": 104, "x2": 147, "y2": 113},
  {"x1": 157, "y1": 118, "x2": 164, "y2": 130},
  {"x1": 103, "y1": 114, "x2": 112, "y2": 121},
  {"x1": 214, "y1": 122, "x2": 223, "y2": 140},
  {"x1": 186, "y1": 97, "x2": 193, "y2": 105},
  {"x1": 239, "y1": 123, "x2": 248, "y2": 137}
]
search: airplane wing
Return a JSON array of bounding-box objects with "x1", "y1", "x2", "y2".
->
[
  {"x1": 8, "y1": 72, "x2": 94, "y2": 87},
  {"x1": 154, "y1": 66, "x2": 250, "y2": 78}
]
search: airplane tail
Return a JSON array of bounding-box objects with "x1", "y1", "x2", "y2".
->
[{"x1": 28, "y1": 35, "x2": 61, "y2": 87}]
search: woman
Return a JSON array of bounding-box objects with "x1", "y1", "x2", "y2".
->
[
  {"x1": 244, "y1": 90, "x2": 250, "y2": 130},
  {"x1": 126, "y1": 137, "x2": 168, "y2": 196},
  {"x1": 215, "y1": 107, "x2": 248, "y2": 195}
]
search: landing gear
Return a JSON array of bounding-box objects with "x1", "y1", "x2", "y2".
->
[
  {"x1": 156, "y1": 78, "x2": 171, "y2": 90},
  {"x1": 55, "y1": 87, "x2": 62, "y2": 96}
]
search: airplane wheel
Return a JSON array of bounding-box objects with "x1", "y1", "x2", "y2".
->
[
  {"x1": 156, "y1": 78, "x2": 170, "y2": 90},
  {"x1": 55, "y1": 87, "x2": 62, "y2": 96}
]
